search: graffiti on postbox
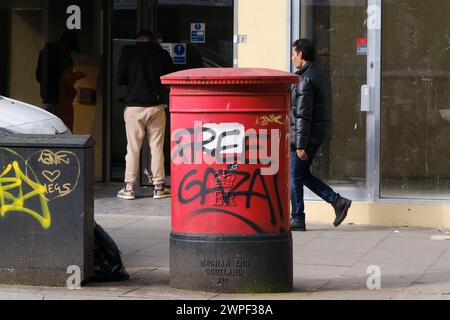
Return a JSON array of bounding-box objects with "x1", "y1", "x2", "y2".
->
[
  {"x1": 171, "y1": 121, "x2": 279, "y2": 176},
  {"x1": 172, "y1": 122, "x2": 287, "y2": 234},
  {"x1": 177, "y1": 167, "x2": 284, "y2": 234}
]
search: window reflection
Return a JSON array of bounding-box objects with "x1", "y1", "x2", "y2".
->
[
  {"x1": 381, "y1": 0, "x2": 450, "y2": 199},
  {"x1": 0, "y1": 0, "x2": 104, "y2": 181},
  {"x1": 300, "y1": 0, "x2": 367, "y2": 189}
]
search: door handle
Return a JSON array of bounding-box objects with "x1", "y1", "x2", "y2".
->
[{"x1": 361, "y1": 84, "x2": 372, "y2": 112}]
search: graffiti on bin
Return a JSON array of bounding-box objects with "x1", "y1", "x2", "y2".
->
[
  {"x1": 27, "y1": 150, "x2": 80, "y2": 200},
  {"x1": 0, "y1": 148, "x2": 81, "y2": 229},
  {"x1": 0, "y1": 148, "x2": 51, "y2": 229}
]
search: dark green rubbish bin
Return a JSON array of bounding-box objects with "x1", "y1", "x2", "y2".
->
[{"x1": 0, "y1": 135, "x2": 94, "y2": 287}]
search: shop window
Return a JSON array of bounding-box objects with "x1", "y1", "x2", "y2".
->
[
  {"x1": 0, "y1": 0, "x2": 105, "y2": 181},
  {"x1": 381, "y1": 0, "x2": 450, "y2": 199}
]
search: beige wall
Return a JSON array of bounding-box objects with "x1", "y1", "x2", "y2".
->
[
  {"x1": 72, "y1": 54, "x2": 103, "y2": 182},
  {"x1": 236, "y1": 0, "x2": 289, "y2": 70}
]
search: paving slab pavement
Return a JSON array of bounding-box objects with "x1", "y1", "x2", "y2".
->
[{"x1": 2, "y1": 184, "x2": 450, "y2": 300}]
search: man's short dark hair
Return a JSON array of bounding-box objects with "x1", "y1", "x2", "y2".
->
[
  {"x1": 136, "y1": 30, "x2": 154, "y2": 41},
  {"x1": 292, "y1": 39, "x2": 315, "y2": 62}
]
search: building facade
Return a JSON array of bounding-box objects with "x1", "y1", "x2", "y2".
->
[{"x1": 1, "y1": 0, "x2": 450, "y2": 228}]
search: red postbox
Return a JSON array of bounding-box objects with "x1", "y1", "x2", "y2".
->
[{"x1": 162, "y1": 68, "x2": 298, "y2": 293}]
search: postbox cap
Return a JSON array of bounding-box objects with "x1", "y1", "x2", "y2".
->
[{"x1": 161, "y1": 68, "x2": 298, "y2": 86}]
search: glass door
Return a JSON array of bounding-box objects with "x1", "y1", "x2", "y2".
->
[
  {"x1": 297, "y1": 0, "x2": 375, "y2": 200},
  {"x1": 110, "y1": 0, "x2": 138, "y2": 182}
]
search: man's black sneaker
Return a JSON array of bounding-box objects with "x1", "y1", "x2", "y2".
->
[
  {"x1": 291, "y1": 218, "x2": 306, "y2": 231},
  {"x1": 333, "y1": 194, "x2": 352, "y2": 227}
]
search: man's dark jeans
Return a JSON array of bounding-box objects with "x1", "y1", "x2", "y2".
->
[{"x1": 290, "y1": 141, "x2": 338, "y2": 221}]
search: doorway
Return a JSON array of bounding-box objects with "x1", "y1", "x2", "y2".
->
[{"x1": 109, "y1": 0, "x2": 234, "y2": 184}]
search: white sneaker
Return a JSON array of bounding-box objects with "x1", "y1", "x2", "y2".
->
[{"x1": 117, "y1": 184, "x2": 136, "y2": 200}]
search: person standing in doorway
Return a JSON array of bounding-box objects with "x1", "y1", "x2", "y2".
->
[
  {"x1": 116, "y1": 30, "x2": 174, "y2": 200},
  {"x1": 36, "y1": 30, "x2": 85, "y2": 130},
  {"x1": 290, "y1": 39, "x2": 352, "y2": 231}
]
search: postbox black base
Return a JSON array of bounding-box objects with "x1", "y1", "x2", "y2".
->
[{"x1": 170, "y1": 233, "x2": 293, "y2": 293}]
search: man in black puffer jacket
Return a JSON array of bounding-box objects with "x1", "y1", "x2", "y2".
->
[{"x1": 290, "y1": 39, "x2": 352, "y2": 231}]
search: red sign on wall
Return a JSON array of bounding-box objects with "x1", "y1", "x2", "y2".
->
[
  {"x1": 357, "y1": 37, "x2": 368, "y2": 55},
  {"x1": 357, "y1": 37, "x2": 368, "y2": 46}
]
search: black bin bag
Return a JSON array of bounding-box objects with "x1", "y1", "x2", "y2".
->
[{"x1": 92, "y1": 221, "x2": 130, "y2": 282}]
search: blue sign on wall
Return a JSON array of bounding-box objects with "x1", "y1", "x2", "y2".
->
[
  {"x1": 173, "y1": 43, "x2": 187, "y2": 64},
  {"x1": 191, "y1": 23, "x2": 206, "y2": 44}
]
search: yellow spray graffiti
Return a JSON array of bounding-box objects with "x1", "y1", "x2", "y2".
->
[
  {"x1": 256, "y1": 114, "x2": 284, "y2": 126},
  {"x1": 0, "y1": 161, "x2": 51, "y2": 229}
]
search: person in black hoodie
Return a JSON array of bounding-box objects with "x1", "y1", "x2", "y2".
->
[
  {"x1": 116, "y1": 30, "x2": 174, "y2": 200},
  {"x1": 290, "y1": 39, "x2": 352, "y2": 231}
]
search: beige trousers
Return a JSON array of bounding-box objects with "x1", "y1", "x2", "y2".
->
[{"x1": 124, "y1": 105, "x2": 166, "y2": 186}]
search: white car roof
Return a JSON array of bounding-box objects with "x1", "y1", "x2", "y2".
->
[{"x1": 0, "y1": 96, "x2": 69, "y2": 134}]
